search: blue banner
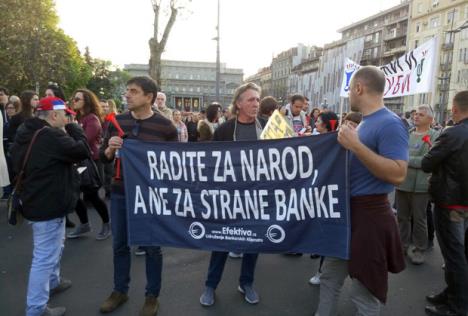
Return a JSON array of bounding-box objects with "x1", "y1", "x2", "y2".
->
[{"x1": 121, "y1": 133, "x2": 350, "y2": 259}]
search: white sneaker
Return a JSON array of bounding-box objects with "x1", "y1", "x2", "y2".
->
[
  {"x1": 229, "y1": 252, "x2": 243, "y2": 258},
  {"x1": 309, "y1": 272, "x2": 321, "y2": 285}
]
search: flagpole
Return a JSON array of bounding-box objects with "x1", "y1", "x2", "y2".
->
[{"x1": 339, "y1": 97, "x2": 344, "y2": 126}]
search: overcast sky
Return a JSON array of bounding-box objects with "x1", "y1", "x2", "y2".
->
[{"x1": 55, "y1": 0, "x2": 402, "y2": 76}]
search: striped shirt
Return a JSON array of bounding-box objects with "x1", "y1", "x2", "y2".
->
[{"x1": 100, "y1": 111, "x2": 178, "y2": 193}]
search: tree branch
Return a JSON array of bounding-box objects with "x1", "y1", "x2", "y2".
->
[{"x1": 159, "y1": 4, "x2": 178, "y2": 50}]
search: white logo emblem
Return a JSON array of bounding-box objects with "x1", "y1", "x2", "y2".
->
[
  {"x1": 266, "y1": 225, "x2": 285, "y2": 243},
  {"x1": 188, "y1": 222, "x2": 205, "y2": 240}
]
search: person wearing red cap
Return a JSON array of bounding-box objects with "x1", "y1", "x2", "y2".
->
[{"x1": 10, "y1": 96, "x2": 89, "y2": 316}]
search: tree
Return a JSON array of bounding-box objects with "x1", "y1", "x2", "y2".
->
[
  {"x1": 148, "y1": 0, "x2": 191, "y2": 86},
  {"x1": 0, "y1": 0, "x2": 91, "y2": 97},
  {"x1": 83, "y1": 47, "x2": 130, "y2": 103}
]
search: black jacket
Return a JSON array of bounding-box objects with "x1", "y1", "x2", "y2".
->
[
  {"x1": 213, "y1": 117, "x2": 267, "y2": 141},
  {"x1": 421, "y1": 118, "x2": 468, "y2": 207},
  {"x1": 10, "y1": 118, "x2": 89, "y2": 221}
]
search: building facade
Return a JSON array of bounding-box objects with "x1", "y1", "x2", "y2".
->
[
  {"x1": 314, "y1": 37, "x2": 365, "y2": 112},
  {"x1": 289, "y1": 47, "x2": 323, "y2": 107},
  {"x1": 245, "y1": 66, "x2": 272, "y2": 97},
  {"x1": 338, "y1": 0, "x2": 410, "y2": 112},
  {"x1": 124, "y1": 60, "x2": 243, "y2": 111},
  {"x1": 406, "y1": 0, "x2": 468, "y2": 122},
  {"x1": 270, "y1": 44, "x2": 310, "y2": 103}
]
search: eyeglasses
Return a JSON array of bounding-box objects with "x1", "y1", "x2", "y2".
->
[
  {"x1": 73, "y1": 97, "x2": 82, "y2": 102},
  {"x1": 132, "y1": 120, "x2": 141, "y2": 137}
]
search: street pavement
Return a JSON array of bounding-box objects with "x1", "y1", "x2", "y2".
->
[{"x1": 0, "y1": 199, "x2": 445, "y2": 316}]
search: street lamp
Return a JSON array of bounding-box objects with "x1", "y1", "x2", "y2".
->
[{"x1": 212, "y1": 0, "x2": 221, "y2": 103}]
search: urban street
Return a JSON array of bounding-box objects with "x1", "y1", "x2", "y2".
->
[{"x1": 0, "y1": 199, "x2": 445, "y2": 316}]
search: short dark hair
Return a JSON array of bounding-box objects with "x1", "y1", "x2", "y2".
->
[
  {"x1": 46, "y1": 83, "x2": 66, "y2": 101},
  {"x1": 206, "y1": 103, "x2": 221, "y2": 122},
  {"x1": 290, "y1": 94, "x2": 306, "y2": 105},
  {"x1": 0, "y1": 86, "x2": 9, "y2": 95},
  {"x1": 318, "y1": 111, "x2": 339, "y2": 132},
  {"x1": 127, "y1": 76, "x2": 159, "y2": 104},
  {"x1": 352, "y1": 66, "x2": 386, "y2": 95},
  {"x1": 453, "y1": 90, "x2": 468, "y2": 112},
  {"x1": 259, "y1": 96, "x2": 278, "y2": 116},
  {"x1": 344, "y1": 112, "x2": 362, "y2": 125}
]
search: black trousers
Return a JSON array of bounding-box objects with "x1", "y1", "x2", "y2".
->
[
  {"x1": 75, "y1": 188, "x2": 109, "y2": 224},
  {"x1": 434, "y1": 205, "x2": 468, "y2": 314}
]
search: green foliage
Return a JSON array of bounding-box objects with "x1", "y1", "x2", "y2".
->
[
  {"x1": 0, "y1": 0, "x2": 91, "y2": 98},
  {"x1": 84, "y1": 50, "x2": 131, "y2": 104}
]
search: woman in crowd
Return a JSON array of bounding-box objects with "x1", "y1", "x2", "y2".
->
[
  {"x1": 173, "y1": 110, "x2": 188, "y2": 142},
  {"x1": 67, "y1": 89, "x2": 110, "y2": 240},
  {"x1": 309, "y1": 108, "x2": 321, "y2": 124},
  {"x1": 7, "y1": 91, "x2": 39, "y2": 142},
  {"x1": 308, "y1": 110, "x2": 344, "y2": 285},
  {"x1": 100, "y1": 99, "x2": 118, "y2": 199},
  {"x1": 45, "y1": 83, "x2": 66, "y2": 101},
  {"x1": 185, "y1": 112, "x2": 199, "y2": 142},
  {"x1": 198, "y1": 103, "x2": 221, "y2": 141},
  {"x1": 1, "y1": 100, "x2": 19, "y2": 198}
]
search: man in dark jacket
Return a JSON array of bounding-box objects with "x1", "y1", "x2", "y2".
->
[
  {"x1": 422, "y1": 90, "x2": 468, "y2": 316},
  {"x1": 10, "y1": 97, "x2": 89, "y2": 316},
  {"x1": 199, "y1": 82, "x2": 266, "y2": 307}
]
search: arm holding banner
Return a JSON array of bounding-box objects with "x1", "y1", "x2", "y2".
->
[{"x1": 338, "y1": 124, "x2": 408, "y2": 185}]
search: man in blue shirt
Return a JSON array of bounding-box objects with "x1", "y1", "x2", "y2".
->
[{"x1": 316, "y1": 66, "x2": 408, "y2": 316}]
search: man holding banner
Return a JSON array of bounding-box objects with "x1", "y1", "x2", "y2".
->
[
  {"x1": 199, "y1": 82, "x2": 266, "y2": 307},
  {"x1": 99, "y1": 76, "x2": 178, "y2": 316},
  {"x1": 317, "y1": 66, "x2": 408, "y2": 316}
]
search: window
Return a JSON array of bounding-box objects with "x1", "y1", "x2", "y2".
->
[
  {"x1": 417, "y1": 3, "x2": 423, "y2": 13},
  {"x1": 432, "y1": 0, "x2": 439, "y2": 7},
  {"x1": 373, "y1": 47, "x2": 379, "y2": 58},
  {"x1": 430, "y1": 16, "x2": 440, "y2": 28},
  {"x1": 374, "y1": 32, "x2": 380, "y2": 43},
  {"x1": 447, "y1": 9, "x2": 457, "y2": 24},
  {"x1": 461, "y1": 28, "x2": 468, "y2": 40},
  {"x1": 415, "y1": 40, "x2": 419, "y2": 48},
  {"x1": 416, "y1": 23, "x2": 421, "y2": 32}
]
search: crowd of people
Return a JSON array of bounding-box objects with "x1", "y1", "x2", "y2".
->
[{"x1": 0, "y1": 65, "x2": 467, "y2": 316}]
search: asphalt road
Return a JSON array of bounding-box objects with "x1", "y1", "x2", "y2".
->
[{"x1": 0, "y1": 199, "x2": 445, "y2": 316}]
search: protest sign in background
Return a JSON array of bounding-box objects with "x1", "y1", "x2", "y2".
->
[
  {"x1": 340, "y1": 37, "x2": 437, "y2": 98},
  {"x1": 121, "y1": 133, "x2": 350, "y2": 259},
  {"x1": 260, "y1": 110, "x2": 295, "y2": 140}
]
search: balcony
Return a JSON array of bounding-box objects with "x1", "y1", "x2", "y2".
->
[
  {"x1": 384, "y1": 15, "x2": 408, "y2": 26},
  {"x1": 442, "y1": 42, "x2": 454, "y2": 50},
  {"x1": 383, "y1": 45, "x2": 406, "y2": 57},
  {"x1": 440, "y1": 63, "x2": 452, "y2": 71},
  {"x1": 438, "y1": 83, "x2": 450, "y2": 91},
  {"x1": 384, "y1": 29, "x2": 407, "y2": 41}
]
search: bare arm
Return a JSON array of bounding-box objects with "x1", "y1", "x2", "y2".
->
[{"x1": 338, "y1": 124, "x2": 408, "y2": 185}]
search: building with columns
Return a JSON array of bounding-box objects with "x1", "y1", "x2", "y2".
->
[{"x1": 124, "y1": 60, "x2": 243, "y2": 111}]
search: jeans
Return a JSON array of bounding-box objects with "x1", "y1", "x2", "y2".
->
[
  {"x1": 110, "y1": 192, "x2": 162, "y2": 296},
  {"x1": 316, "y1": 257, "x2": 381, "y2": 316},
  {"x1": 434, "y1": 205, "x2": 468, "y2": 314},
  {"x1": 205, "y1": 251, "x2": 258, "y2": 289},
  {"x1": 26, "y1": 217, "x2": 66, "y2": 316}
]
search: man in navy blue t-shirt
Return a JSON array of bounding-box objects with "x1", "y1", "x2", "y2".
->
[{"x1": 316, "y1": 66, "x2": 409, "y2": 316}]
